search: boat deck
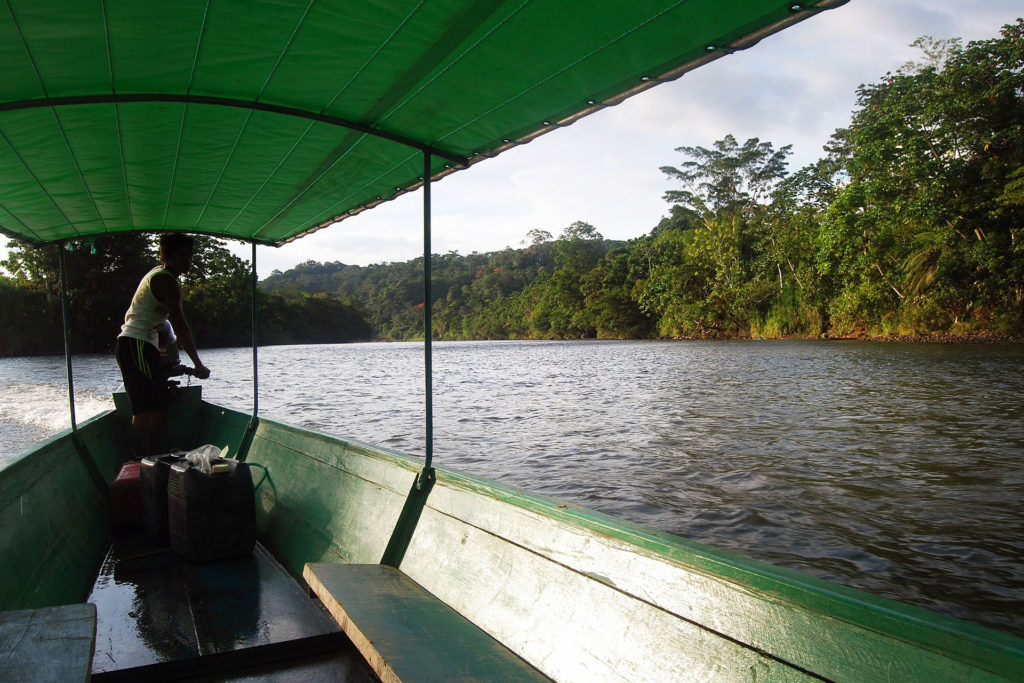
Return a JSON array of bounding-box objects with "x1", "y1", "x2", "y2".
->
[{"x1": 88, "y1": 530, "x2": 376, "y2": 681}]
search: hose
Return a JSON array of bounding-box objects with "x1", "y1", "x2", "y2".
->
[{"x1": 247, "y1": 461, "x2": 269, "y2": 491}]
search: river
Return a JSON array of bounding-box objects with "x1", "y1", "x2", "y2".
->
[{"x1": 1, "y1": 339, "x2": 1022, "y2": 637}]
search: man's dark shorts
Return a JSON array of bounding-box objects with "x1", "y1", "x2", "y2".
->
[{"x1": 115, "y1": 336, "x2": 170, "y2": 415}]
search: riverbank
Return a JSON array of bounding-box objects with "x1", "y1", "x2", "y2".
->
[
  {"x1": 822, "y1": 326, "x2": 1024, "y2": 344},
  {"x1": 4, "y1": 327, "x2": 1023, "y2": 359},
  {"x1": 855, "y1": 333, "x2": 1024, "y2": 344},
  {"x1": 663, "y1": 327, "x2": 1024, "y2": 344}
]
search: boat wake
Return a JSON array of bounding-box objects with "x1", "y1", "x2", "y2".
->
[
  {"x1": 0, "y1": 383, "x2": 114, "y2": 462},
  {"x1": 0, "y1": 382, "x2": 113, "y2": 431}
]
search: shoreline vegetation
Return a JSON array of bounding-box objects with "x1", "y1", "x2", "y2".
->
[
  {"x1": 2, "y1": 23, "x2": 1023, "y2": 357},
  {"x1": 4, "y1": 333, "x2": 1024, "y2": 362}
]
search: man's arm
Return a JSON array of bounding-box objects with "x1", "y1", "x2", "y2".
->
[{"x1": 152, "y1": 273, "x2": 211, "y2": 379}]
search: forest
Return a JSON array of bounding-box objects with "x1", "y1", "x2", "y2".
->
[
  {"x1": 266, "y1": 23, "x2": 1024, "y2": 342},
  {"x1": 0, "y1": 236, "x2": 371, "y2": 356},
  {"x1": 2, "y1": 23, "x2": 1022, "y2": 355}
]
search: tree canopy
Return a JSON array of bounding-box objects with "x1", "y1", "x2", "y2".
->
[
  {"x1": 263, "y1": 21, "x2": 1024, "y2": 343},
  {"x1": 1, "y1": 236, "x2": 371, "y2": 356}
]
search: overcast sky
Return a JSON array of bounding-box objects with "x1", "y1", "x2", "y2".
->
[{"x1": 1, "y1": 1, "x2": 1020, "y2": 279}]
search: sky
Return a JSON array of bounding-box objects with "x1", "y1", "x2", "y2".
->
[{"x1": 0, "y1": 0, "x2": 1021, "y2": 280}]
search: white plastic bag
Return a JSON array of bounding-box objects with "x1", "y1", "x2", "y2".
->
[{"x1": 184, "y1": 444, "x2": 229, "y2": 474}]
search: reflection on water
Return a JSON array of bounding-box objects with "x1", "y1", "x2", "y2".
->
[{"x1": 4, "y1": 339, "x2": 1024, "y2": 637}]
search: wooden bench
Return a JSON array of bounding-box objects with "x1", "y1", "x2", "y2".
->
[
  {"x1": 304, "y1": 563, "x2": 549, "y2": 682},
  {"x1": 0, "y1": 604, "x2": 97, "y2": 682}
]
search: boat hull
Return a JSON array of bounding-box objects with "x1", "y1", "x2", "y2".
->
[{"x1": 2, "y1": 387, "x2": 1023, "y2": 681}]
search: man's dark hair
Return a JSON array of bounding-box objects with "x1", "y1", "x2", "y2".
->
[{"x1": 160, "y1": 233, "x2": 194, "y2": 257}]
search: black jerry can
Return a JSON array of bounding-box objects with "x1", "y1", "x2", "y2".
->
[
  {"x1": 167, "y1": 458, "x2": 256, "y2": 562},
  {"x1": 140, "y1": 454, "x2": 184, "y2": 545}
]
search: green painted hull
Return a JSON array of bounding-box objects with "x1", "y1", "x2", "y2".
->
[{"x1": 2, "y1": 387, "x2": 1023, "y2": 681}]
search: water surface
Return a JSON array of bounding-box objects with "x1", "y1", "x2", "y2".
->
[{"x1": 2, "y1": 340, "x2": 1022, "y2": 636}]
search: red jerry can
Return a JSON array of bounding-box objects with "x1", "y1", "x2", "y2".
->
[{"x1": 111, "y1": 460, "x2": 142, "y2": 527}]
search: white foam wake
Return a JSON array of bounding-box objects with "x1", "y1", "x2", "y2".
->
[{"x1": 0, "y1": 382, "x2": 113, "y2": 432}]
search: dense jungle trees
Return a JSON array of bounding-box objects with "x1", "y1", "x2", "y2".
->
[
  {"x1": 0, "y1": 235, "x2": 371, "y2": 356},
  {"x1": 263, "y1": 22, "x2": 1024, "y2": 342},
  {"x1": 822, "y1": 26, "x2": 1024, "y2": 332}
]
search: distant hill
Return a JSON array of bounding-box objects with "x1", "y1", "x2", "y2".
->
[{"x1": 260, "y1": 233, "x2": 628, "y2": 340}]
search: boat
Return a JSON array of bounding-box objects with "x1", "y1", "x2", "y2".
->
[{"x1": 1, "y1": 2, "x2": 1022, "y2": 680}]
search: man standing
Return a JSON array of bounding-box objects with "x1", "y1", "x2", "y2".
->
[{"x1": 115, "y1": 234, "x2": 211, "y2": 458}]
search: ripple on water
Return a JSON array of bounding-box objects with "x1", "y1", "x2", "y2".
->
[{"x1": 2, "y1": 340, "x2": 1023, "y2": 637}]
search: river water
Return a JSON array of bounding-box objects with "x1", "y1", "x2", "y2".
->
[{"x1": 1, "y1": 339, "x2": 1022, "y2": 637}]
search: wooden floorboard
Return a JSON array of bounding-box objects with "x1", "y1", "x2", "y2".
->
[
  {"x1": 0, "y1": 603, "x2": 96, "y2": 683},
  {"x1": 89, "y1": 532, "x2": 374, "y2": 681},
  {"x1": 91, "y1": 632, "x2": 354, "y2": 683}
]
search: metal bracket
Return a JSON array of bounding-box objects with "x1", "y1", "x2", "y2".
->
[{"x1": 380, "y1": 467, "x2": 436, "y2": 568}]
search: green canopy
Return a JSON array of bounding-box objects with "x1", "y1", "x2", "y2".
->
[{"x1": 0, "y1": 0, "x2": 845, "y2": 247}]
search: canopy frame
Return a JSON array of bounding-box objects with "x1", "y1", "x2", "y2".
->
[
  {"x1": 0, "y1": 0, "x2": 849, "y2": 249},
  {"x1": 20, "y1": 0, "x2": 851, "y2": 496},
  {"x1": 0, "y1": 94, "x2": 469, "y2": 168}
]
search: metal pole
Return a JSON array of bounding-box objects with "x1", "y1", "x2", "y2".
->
[
  {"x1": 380, "y1": 156, "x2": 438, "y2": 561},
  {"x1": 251, "y1": 241, "x2": 259, "y2": 418},
  {"x1": 421, "y1": 151, "x2": 434, "y2": 485},
  {"x1": 237, "y1": 241, "x2": 260, "y2": 462},
  {"x1": 57, "y1": 241, "x2": 107, "y2": 497},
  {"x1": 58, "y1": 242, "x2": 78, "y2": 434}
]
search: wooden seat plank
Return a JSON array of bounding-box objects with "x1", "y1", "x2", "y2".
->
[
  {"x1": 304, "y1": 563, "x2": 549, "y2": 683},
  {"x1": 0, "y1": 603, "x2": 97, "y2": 682}
]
